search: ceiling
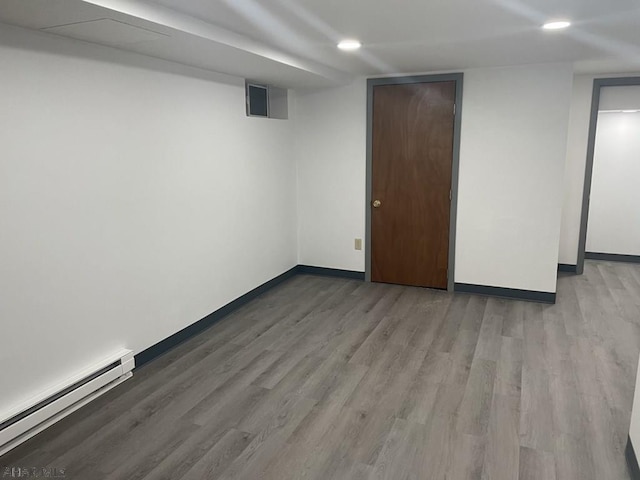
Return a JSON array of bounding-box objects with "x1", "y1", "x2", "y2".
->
[{"x1": 1, "y1": 0, "x2": 640, "y2": 87}]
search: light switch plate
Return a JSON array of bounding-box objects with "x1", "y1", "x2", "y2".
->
[{"x1": 355, "y1": 238, "x2": 362, "y2": 250}]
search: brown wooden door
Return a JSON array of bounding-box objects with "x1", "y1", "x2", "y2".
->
[{"x1": 371, "y1": 81, "x2": 455, "y2": 289}]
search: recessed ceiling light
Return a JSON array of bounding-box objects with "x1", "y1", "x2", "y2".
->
[
  {"x1": 543, "y1": 20, "x2": 571, "y2": 30},
  {"x1": 622, "y1": 110, "x2": 640, "y2": 113},
  {"x1": 337, "y1": 39, "x2": 362, "y2": 51}
]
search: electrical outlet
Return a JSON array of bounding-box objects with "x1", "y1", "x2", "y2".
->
[{"x1": 354, "y1": 238, "x2": 362, "y2": 250}]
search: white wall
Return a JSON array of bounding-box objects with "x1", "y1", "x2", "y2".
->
[
  {"x1": 600, "y1": 85, "x2": 640, "y2": 110},
  {"x1": 294, "y1": 64, "x2": 573, "y2": 293},
  {"x1": 0, "y1": 25, "x2": 297, "y2": 417},
  {"x1": 455, "y1": 64, "x2": 573, "y2": 293},
  {"x1": 558, "y1": 74, "x2": 594, "y2": 265},
  {"x1": 586, "y1": 111, "x2": 640, "y2": 255},
  {"x1": 558, "y1": 73, "x2": 640, "y2": 265},
  {"x1": 293, "y1": 82, "x2": 367, "y2": 271}
]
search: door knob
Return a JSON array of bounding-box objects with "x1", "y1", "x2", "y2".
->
[{"x1": 372, "y1": 200, "x2": 382, "y2": 208}]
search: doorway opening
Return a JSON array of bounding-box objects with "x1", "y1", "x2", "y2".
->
[{"x1": 577, "y1": 77, "x2": 640, "y2": 273}]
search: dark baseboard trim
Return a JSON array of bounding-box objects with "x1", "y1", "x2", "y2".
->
[
  {"x1": 627, "y1": 436, "x2": 640, "y2": 480},
  {"x1": 586, "y1": 252, "x2": 640, "y2": 264},
  {"x1": 134, "y1": 264, "x2": 365, "y2": 368},
  {"x1": 137, "y1": 266, "x2": 563, "y2": 368},
  {"x1": 296, "y1": 265, "x2": 366, "y2": 280},
  {"x1": 558, "y1": 263, "x2": 578, "y2": 273},
  {"x1": 134, "y1": 266, "x2": 298, "y2": 368},
  {"x1": 454, "y1": 283, "x2": 556, "y2": 304}
]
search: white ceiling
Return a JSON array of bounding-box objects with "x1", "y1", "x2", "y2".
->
[
  {"x1": 1, "y1": 0, "x2": 640, "y2": 87},
  {"x1": 151, "y1": 0, "x2": 640, "y2": 75}
]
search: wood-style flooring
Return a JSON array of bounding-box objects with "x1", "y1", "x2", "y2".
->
[{"x1": 2, "y1": 260, "x2": 640, "y2": 479}]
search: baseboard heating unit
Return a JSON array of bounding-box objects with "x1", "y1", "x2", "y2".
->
[{"x1": 0, "y1": 349, "x2": 134, "y2": 456}]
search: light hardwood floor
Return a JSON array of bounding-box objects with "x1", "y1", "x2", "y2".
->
[{"x1": 2, "y1": 260, "x2": 640, "y2": 479}]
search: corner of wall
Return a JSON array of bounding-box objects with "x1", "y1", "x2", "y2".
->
[{"x1": 289, "y1": 90, "x2": 303, "y2": 266}]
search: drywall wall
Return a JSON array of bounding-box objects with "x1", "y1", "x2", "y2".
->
[
  {"x1": 586, "y1": 111, "x2": 640, "y2": 255},
  {"x1": 293, "y1": 82, "x2": 367, "y2": 271},
  {"x1": 558, "y1": 74, "x2": 640, "y2": 265},
  {"x1": 455, "y1": 63, "x2": 573, "y2": 293},
  {"x1": 600, "y1": 85, "x2": 640, "y2": 110},
  {"x1": 0, "y1": 24, "x2": 297, "y2": 418},
  {"x1": 558, "y1": 74, "x2": 594, "y2": 265},
  {"x1": 294, "y1": 63, "x2": 573, "y2": 293}
]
